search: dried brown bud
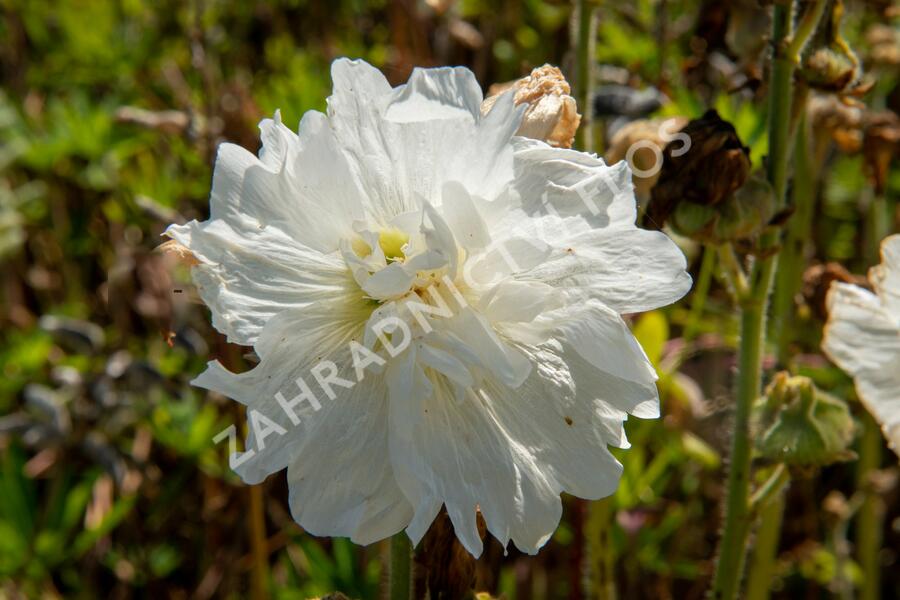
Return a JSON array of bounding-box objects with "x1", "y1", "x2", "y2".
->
[
  {"x1": 802, "y1": 262, "x2": 867, "y2": 321},
  {"x1": 645, "y1": 109, "x2": 751, "y2": 232},
  {"x1": 481, "y1": 65, "x2": 581, "y2": 148}
]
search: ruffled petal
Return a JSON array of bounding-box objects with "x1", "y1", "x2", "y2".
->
[
  {"x1": 195, "y1": 299, "x2": 414, "y2": 543},
  {"x1": 327, "y1": 58, "x2": 522, "y2": 221},
  {"x1": 870, "y1": 234, "x2": 900, "y2": 316},
  {"x1": 166, "y1": 218, "x2": 354, "y2": 345},
  {"x1": 512, "y1": 138, "x2": 638, "y2": 229},
  {"x1": 824, "y1": 282, "x2": 900, "y2": 456},
  {"x1": 524, "y1": 225, "x2": 692, "y2": 314},
  {"x1": 388, "y1": 376, "x2": 563, "y2": 556}
]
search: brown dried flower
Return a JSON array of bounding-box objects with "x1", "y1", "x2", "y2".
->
[
  {"x1": 802, "y1": 261, "x2": 867, "y2": 321},
  {"x1": 481, "y1": 65, "x2": 581, "y2": 148},
  {"x1": 645, "y1": 110, "x2": 754, "y2": 238}
]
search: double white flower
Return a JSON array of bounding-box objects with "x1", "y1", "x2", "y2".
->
[
  {"x1": 167, "y1": 59, "x2": 691, "y2": 556},
  {"x1": 824, "y1": 234, "x2": 900, "y2": 459}
]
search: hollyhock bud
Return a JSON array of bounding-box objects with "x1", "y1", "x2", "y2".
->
[{"x1": 753, "y1": 372, "x2": 856, "y2": 467}]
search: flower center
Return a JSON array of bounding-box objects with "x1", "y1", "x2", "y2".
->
[{"x1": 377, "y1": 227, "x2": 409, "y2": 262}]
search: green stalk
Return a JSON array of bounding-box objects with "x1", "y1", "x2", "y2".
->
[
  {"x1": 710, "y1": 1, "x2": 829, "y2": 597},
  {"x1": 745, "y1": 495, "x2": 786, "y2": 600},
  {"x1": 574, "y1": 0, "x2": 596, "y2": 152},
  {"x1": 745, "y1": 462, "x2": 792, "y2": 600},
  {"x1": 856, "y1": 413, "x2": 883, "y2": 600},
  {"x1": 389, "y1": 533, "x2": 412, "y2": 600},
  {"x1": 711, "y1": 293, "x2": 768, "y2": 600},
  {"x1": 772, "y1": 111, "x2": 814, "y2": 363}
]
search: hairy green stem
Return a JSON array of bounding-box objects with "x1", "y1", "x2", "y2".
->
[
  {"x1": 710, "y1": 1, "x2": 828, "y2": 597},
  {"x1": 748, "y1": 464, "x2": 790, "y2": 513},
  {"x1": 712, "y1": 294, "x2": 767, "y2": 600},
  {"x1": 389, "y1": 533, "x2": 412, "y2": 600},
  {"x1": 785, "y1": 0, "x2": 829, "y2": 62}
]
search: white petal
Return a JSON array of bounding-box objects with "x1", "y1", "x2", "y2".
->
[
  {"x1": 440, "y1": 181, "x2": 492, "y2": 250},
  {"x1": 824, "y1": 281, "x2": 900, "y2": 456},
  {"x1": 556, "y1": 300, "x2": 658, "y2": 386},
  {"x1": 388, "y1": 377, "x2": 563, "y2": 556},
  {"x1": 524, "y1": 226, "x2": 692, "y2": 314},
  {"x1": 328, "y1": 59, "x2": 522, "y2": 220},
  {"x1": 386, "y1": 66, "x2": 483, "y2": 123},
  {"x1": 480, "y1": 279, "x2": 564, "y2": 324},
  {"x1": 196, "y1": 299, "x2": 414, "y2": 543},
  {"x1": 448, "y1": 307, "x2": 532, "y2": 388},
  {"x1": 870, "y1": 234, "x2": 900, "y2": 317},
  {"x1": 166, "y1": 219, "x2": 353, "y2": 345},
  {"x1": 513, "y1": 138, "x2": 638, "y2": 229}
]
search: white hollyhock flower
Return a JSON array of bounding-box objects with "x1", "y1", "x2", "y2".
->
[
  {"x1": 823, "y1": 234, "x2": 900, "y2": 458},
  {"x1": 167, "y1": 59, "x2": 691, "y2": 556}
]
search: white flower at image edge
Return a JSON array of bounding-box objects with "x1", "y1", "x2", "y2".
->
[
  {"x1": 166, "y1": 58, "x2": 692, "y2": 556},
  {"x1": 823, "y1": 234, "x2": 900, "y2": 459}
]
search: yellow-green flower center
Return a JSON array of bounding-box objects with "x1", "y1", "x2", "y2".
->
[{"x1": 352, "y1": 227, "x2": 410, "y2": 262}]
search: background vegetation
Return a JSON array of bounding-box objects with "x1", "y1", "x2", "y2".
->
[{"x1": 0, "y1": 0, "x2": 897, "y2": 598}]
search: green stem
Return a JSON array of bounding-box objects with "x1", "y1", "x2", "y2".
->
[
  {"x1": 685, "y1": 246, "x2": 716, "y2": 342},
  {"x1": 711, "y1": 296, "x2": 767, "y2": 600},
  {"x1": 748, "y1": 464, "x2": 790, "y2": 513},
  {"x1": 772, "y1": 110, "x2": 814, "y2": 364},
  {"x1": 745, "y1": 494, "x2": 786, "y2": 600},
  {"x1": 743, "y1": 465, "x2": 792, "y2": 600},
  {"x1": 785, "y1": 0, "x2": 829, "y2": 62},
  {"x1": 574, "y1": 0, "x2": 596, "y2": 152},
  {"x1": 389, "y1": 533, "x2": 412, "y2": 600},
  {"x1": 856, "y1": 413, "x2": 883, "y2": 600},
  {"x1": 710, "y1": 1, "x2": 826, "y2": 596},
  {"x1": 717, "y1": 244, "x2": 749, "y2": 299}
]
